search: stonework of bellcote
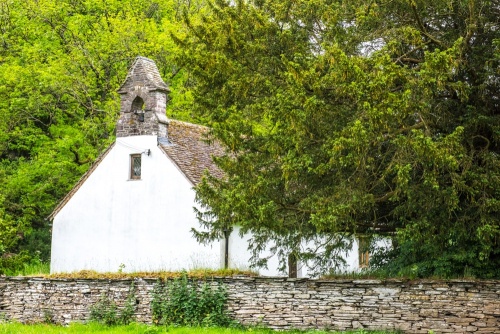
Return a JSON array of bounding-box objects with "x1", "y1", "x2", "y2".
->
[{"x1": 116, "y1": 56, "x2": 170, "y2": 138}]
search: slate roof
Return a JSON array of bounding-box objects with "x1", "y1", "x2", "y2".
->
[
  {"x1": 48, "y1": 120, "x2": 224, "y2": 220},
  {"x1": 117, "y1": 56, "x2": 170, "y2": 93},
  {"x1": 159, "y1": 120, "x2": 225, "y2": 185}
]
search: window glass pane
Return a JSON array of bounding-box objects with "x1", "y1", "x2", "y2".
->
[{"x1": 131, "y1": 155, "x2": 141, "y2": 179}]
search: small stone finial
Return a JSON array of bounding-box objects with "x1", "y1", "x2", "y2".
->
[{"x1": 116, "y1": 57, "x2": 170, "y2": 138}]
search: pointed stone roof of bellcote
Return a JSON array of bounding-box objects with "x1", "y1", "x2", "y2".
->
[{"x1": 117, "y1": 56, "x2": 170, "y2": 94}]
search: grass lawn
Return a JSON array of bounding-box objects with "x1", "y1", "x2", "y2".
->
[{"x1": 0, "y1": 323, "x2": 397, "y2": 334}]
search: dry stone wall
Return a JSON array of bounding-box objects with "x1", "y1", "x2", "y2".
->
[{"x1": 0, "y1": 276, "x2": 498, "y2": 333}]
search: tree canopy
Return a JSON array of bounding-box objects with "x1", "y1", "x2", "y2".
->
[
  {"x1": 0, "y1": 0, "x2": 498, "y2": 278},
  {"x1": 180, "y1": 0, "x2": 500, "y2": 277},
  {"x1": 0, "y1": 0, "x2": 198, "y2": 271}
]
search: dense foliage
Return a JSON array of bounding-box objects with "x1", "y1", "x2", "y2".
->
[
  {"x1": 0, "y1": 0, "x2": 198, "y2": 271},
  {"x1": 1, "y1": 0, "x2": 499, "y2": 279},
  {"x1": 151, "y1": 275, "x2": 234, "y2": 327},
  {"x1": 180, "y1": 0, "x2": 500, "y2": 277}
]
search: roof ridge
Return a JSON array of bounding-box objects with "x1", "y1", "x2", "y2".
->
[{"x1": 168, "y1": 119, "x2": 209, "y2": 129}]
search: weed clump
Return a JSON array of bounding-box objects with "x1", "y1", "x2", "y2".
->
[
  {"x1": 151, "y1": 273, "x2": 235, "y2": 327},
  {"x1": 89, "y1": 282, "x2": 136, "y2": 326}
]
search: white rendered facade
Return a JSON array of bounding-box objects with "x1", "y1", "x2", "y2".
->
[
  {"x1": 50, "y1": 135, "x2": 220, "y2": 273},
  {"x1": 50, "y1": 134, "x2": 389, "y2": 275}
]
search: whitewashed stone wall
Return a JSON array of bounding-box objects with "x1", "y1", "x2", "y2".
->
[{"x1": 0, "y1": 277, "x2": 499, "y2": 333}]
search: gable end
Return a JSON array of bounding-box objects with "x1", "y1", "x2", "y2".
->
[{"x1": 48, "y1": 143, "x2": 115, "y2": 220}]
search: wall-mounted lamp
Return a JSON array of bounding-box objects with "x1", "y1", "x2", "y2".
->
[{"x1": 143, "y1": 149, "x2": 151, "y2": 156}]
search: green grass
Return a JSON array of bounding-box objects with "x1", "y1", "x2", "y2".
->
[
  {"x1": 17, "y1": 261, "x2": 50, "y2": 276},
  {"x1": 1, "y1": 262, "x2": 50, "y2": 277},
  {"x1": 0, "y1": 323, "x2": 397, "y2": 334}
]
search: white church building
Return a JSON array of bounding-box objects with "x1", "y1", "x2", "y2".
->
[{"x1": 49, "y1": 56, "x2": 379, "y2": 276}]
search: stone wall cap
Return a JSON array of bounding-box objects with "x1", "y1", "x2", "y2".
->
[
  {"x1": 352, "y1": 279, "x2": 383, "y2": 284},
  {"x1": 1, "y1": 275, "x2": 500, "y2": 285},
  {"x1": 6, "y1": 276, "x2": 30, "y2": 281}
]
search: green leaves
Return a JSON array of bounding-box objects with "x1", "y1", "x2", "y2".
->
[
  {"x1": 184, "y1": 0, "x2": 500, "y2": 277},
  {"x1": 151, "y1": 275, "x2": 234, "y2": 327},
  {"x1": 0, "y1": 0, "x2": 192, "y2": 265}
]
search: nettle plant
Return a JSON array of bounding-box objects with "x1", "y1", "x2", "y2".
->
[
  {"x1": 151, "y1": 273, "x2": 235, "y2": 327},
  {"x1": 89, "y1": 282, "x2": 136, "y2": 326}
]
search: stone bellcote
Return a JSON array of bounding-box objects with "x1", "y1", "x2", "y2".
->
[{"x1": 116, "y1": 56, "x2": 170, "y2": 138}]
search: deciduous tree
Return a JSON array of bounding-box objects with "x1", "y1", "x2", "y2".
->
[{"x1": 0, "y1": 0, "x2": 192, "y2": 268}]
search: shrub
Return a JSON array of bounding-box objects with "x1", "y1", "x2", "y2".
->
[
  {"x1": 151, "y1": 273, "x2": 235, "y2": 327},
  {"x1": 89, "y1": 282, "x2": 136, "y2": 325},
  {"x1": 0, "y1": 251, "x2": 31, "y2": 275}
]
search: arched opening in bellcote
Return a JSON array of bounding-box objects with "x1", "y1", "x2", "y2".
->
[
  {"x1": 131, "y1": 96, "x2": 146, "y2": 122},
  {"x1": 131, "y1": 96, "x2": 145, "y2": 112}
]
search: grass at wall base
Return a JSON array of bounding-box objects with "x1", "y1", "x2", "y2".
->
[{"x1": 0, "y1": 323, "x2": 400, "y2": 334}]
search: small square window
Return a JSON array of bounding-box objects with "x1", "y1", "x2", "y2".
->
[{"x1": 130, "y1": 154, "x2": 141, "y2": 179}]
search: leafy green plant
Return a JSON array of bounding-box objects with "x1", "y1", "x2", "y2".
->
[
  {"x1": 42, "y1": 308, "x2": 55, "y2": 324},
  {"x1": 90, "y1": 282, "x2": 136, "y2": 326},
  {"x1": 90, "y1": 293, "x2": 119, "y2": 326},
  {"x1": 0, "y1": 250, "x2": 50, "y2": 277},
  {"x1": 151, "y1": 273, "x2": 234, "y2": 327},
  {"x1": 0, "y1": 251, "x2": 31, "y2": 276}
]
